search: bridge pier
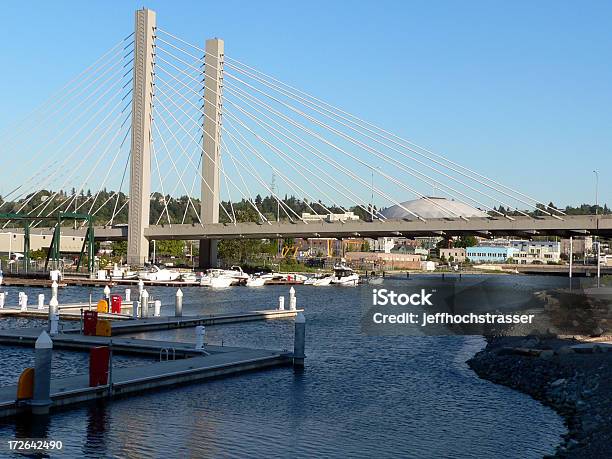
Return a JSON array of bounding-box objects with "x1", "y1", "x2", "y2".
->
[
  {"x1": 127, "y1": 8, "x2": 156, "y2": 266},
  {"x1": 199, "y1": 38, "x2": 224, "y2": 269}
]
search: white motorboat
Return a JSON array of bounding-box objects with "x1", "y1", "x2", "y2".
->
[
  {"x1": 223, "y1": 266, "x2": 250, "y2": 285},
  {"x1": 200, "y1": 269, "x2": 234, "y2": 288},
  {"x1": 246, "y1": 276, "x2": 266, "y2": 287},
  {"x1": 180, "y1": 272, "x2": 198, "y2": 283},
  {"x1": 138, "y1": 265, "x2": 181, "y2": 282},
  {"x1": 305, "y1": 273, "x2": 332, "y2": 286},
  {"x1": 110, "y1": 264, "x2": 138, "y2": 280},
  {"x1": 313, "y1": 276, "x2": 333, "y2": 286},
  {"x1": 331, "y1": 264, "x2": 360, "y2": 286}
]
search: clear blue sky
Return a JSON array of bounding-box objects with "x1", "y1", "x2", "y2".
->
[{"x1": 0, "y1": 0, "x2": 609, "y2": 207}]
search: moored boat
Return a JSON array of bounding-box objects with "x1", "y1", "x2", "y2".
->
[{"x1": 331, "y1": 264, "x2": 359, "y2": 286}]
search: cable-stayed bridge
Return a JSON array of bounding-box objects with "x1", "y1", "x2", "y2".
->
[{"x1": 0, "y1": 8, "x2": 609, "y2": 267}]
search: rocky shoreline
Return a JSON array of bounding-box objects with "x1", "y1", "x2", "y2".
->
[{"x1": 468, "y1": 336, "x2": 611, "y2": 458}]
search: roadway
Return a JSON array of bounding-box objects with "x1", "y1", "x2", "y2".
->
[{"x1": 9, "y1": 214, "x2": 612, "y2": 241}]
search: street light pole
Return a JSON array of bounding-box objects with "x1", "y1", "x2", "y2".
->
[
  {"x1": 593, "y1": 170, "x2": 600, "y2": 288},
  {"x1": 593, "y1": 170, "x2": 599, "y2": 215}
]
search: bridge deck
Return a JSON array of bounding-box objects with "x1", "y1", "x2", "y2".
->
[{"x1": 10, "y1": 215, "x2": 612, "y2": 240}]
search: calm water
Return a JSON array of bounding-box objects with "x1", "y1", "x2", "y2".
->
[{"x1": 0, "y1": 275, "x2": 567, "y2": 458}]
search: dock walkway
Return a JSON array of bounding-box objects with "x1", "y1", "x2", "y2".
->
[{"x1": 0, "y1": 345, "x2": 291, "y2": 418}]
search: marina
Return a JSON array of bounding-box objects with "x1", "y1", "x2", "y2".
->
[{"x1": 0, "y1": 291, "x2": 304, "y2": 419}]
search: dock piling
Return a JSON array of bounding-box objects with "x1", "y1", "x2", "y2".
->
[
  {"x1": 125, "y1": 288, "x2": 131, "y2": 302},
  {"x1": 49, "y1": 312, "x2": 59, "y2": 336},
  {"x1": 175, "y1": 289, "x2": 183, "y2": 317},
  {"x1": 31, "y1": 331, "x2": 53, "y2": 415},
  {"x1": 289, "y1": 286, "x2": 295, "y2": 303},
  {"x1": 0, "y1": 292, "x2": 4, "y2": 309},
  {"x1": 51, "y1": 281, "x2": 58, "y2": 302},
  {"x1": 104, "y1": 285, "x2": 111, "y2": 304},
  {"x1": 195, "y1": 325, "x2": 205, "y2": 351},
  {"x1": 141, "y1": 290, "x2": 149, "y2": 318},
  {"x1": 154, "y1": 300, "x2": 161, "y2": 317},
  {"x1": 138, "y1": 279, "x2": 144, "y2": 296},
  {"x1": 132, "y1": 296, "x2": 139, "y2": 319},
  {"x1": 38, "y1": 294, "x2": 45, "y2": 310},
  {"x1": 278, "y1": 296, "x2": 285, "y2": 311},
  {"x1": 19, "y1": 293, "x2": 28, "y2": 312},
  {"x1": 293, "y1": 312, "x2": 305, "y2": 367}
]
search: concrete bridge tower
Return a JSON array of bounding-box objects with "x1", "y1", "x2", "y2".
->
[
  {"x1": 199, "y1": 38, "x2": 224, "y2": 268},
  {"x1": 127, "y1": 8, "x2": 155, "y2": 265}
]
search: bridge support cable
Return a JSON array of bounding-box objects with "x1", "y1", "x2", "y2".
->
[
  {"x1": 222, "y1": 118, "x2": 327, "y2": 221},
  {"x1": 152, "y1": 97, "x2": 237, "y2": 224},
  {"x1": 219, "y1": 139, "x2": 271, "y2": 224},
  {"x1": 223, "y1": 110, "x2": 351, "y2": 219},
  {"x1": 221, "y1": 85, "x2": 427, "y2": 221},
  {"x1": 152, "y1": 82, "x2": 259, "y2": 223},
  {"x1": 222, "y1": 124, "x2": 304, "y2": 223},
  {"x1": 0, "y1": 59, "x2": 134, "y2": 210},
  {"x1": 154, "y1": 57, "x2": 380, "y2": 223},
  {"x1": 3, "y1": 92, "x2": 133, "y2": 228},
  {"x1": 0, "y1": 37, "x2": 132, "y2": 171},
  {"x1": 223, "y1": 96, "x2": 371, "y2": 219},
  {"x1": 107, "y1": 198, "x2": 130, "y2": 226},
  {"x1": 223, "y1": 76, "x2": 490, "y2": 221},
  {"x1": 219, "y1": 157, "x2": 237, "y2": 225},
  {"x1": 151, "y1": 141, "x2": 173, "y2": 226},
  {"x1": 28, "y1": 109, "x2": 133, "y2": 228},
  {"x1": 223, "y1": 76, "x2": 531, "y2": 219},
  {"x1": 151, "y1": 119, "x2": 204, "y2": 226},
  {"x1": 223, "y1": 80, "x2": 515, "y2": 220},
  {"x1": 224, "y1": 55, "x2": 565, "y2": 218},
  {"x1": 221, "y1": 87, "x2": 387, "y2": 221}
]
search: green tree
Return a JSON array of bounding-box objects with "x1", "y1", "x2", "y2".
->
[
  {"x1": 454, "y1": 236, "x2": 478, "y2": 248},
  {"x1": 111, "y1": 241, "x2": 127, "y2": 256},
  {"x1": 155, "y1": 240, "x2": 185, "y2": 257}
]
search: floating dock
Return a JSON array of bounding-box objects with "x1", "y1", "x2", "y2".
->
[
  {"x1": 0, "y1": 307, "x2": 300, "y2": 325},
  {"x1": 0, "y1": 344, "x2": 291, "y2": 418},
  {"x1": 0, "y1": 309, "x2": 302, "y2": 419}
]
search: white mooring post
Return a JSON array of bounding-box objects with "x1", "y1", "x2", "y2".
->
[
  {"x1": 49, "y1": 312, "x2": 59, "y2": 336},
  {"x1": 48, "y1": 296, "x2": 58, "y2": 322},
  {"x1": 154, "y1": 300, "x2": 161, "y2": 317},
  {"x1": 0, "y1": 292, "x2": 5, "y2": 309},
  {"x1": 38, "y1": 293, "x2": 45, "y2": 310},
  {"x1": 19, "y1": 293, "x2": 28, "y2": 312},
  {"x1": 125, "y1": 288, "x2": 131, "y2": 302},
  {"x1": 138, "y1": 279, "x2": 144, "y2": 297},
  {"x1": 175, "y1": 288, "x2": 183, "y2": 317},
  {"x1": 278, "y1": 296, "x2": 285, "y2": 311},
  {"x1": 290, "y1": 294, "x2": 297, "y2": 311},
  {"x1": 51, "y1": 280, "x2": 58, "y2": 303},
  {"x1": 293, "y1": 312, "x2": 306, "y2": 367},
  {"x1": 195, "y1": 325, "x2": 206, "y2": 351},
  {"x1": 104, "y1": 285, "x2": 111, "y2": 303},
  {"x1": 132, "y1": 295, "x2": 139, "y2": 319},
  {"x1": 31, "y1": 331, "x2": 53, "y2": 415},
  {"x1": 141, "y1": 289, "x2": 149, "y2": 318},
  {"x1": 289, "y1": 286, "x2": 295, "y2": 303}
]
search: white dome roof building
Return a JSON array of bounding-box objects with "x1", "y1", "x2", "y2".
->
[{"x1": 380, "y1": 197, "x2": 487, "y2": 220}]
